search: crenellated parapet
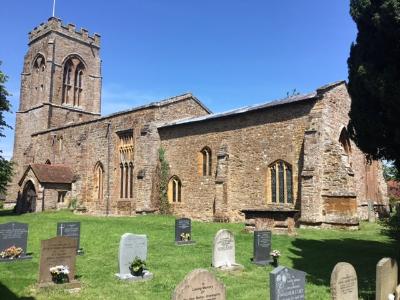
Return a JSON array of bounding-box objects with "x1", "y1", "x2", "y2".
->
[{"x1": 28, "y1": 17, "x2": 100, "y2": 47}]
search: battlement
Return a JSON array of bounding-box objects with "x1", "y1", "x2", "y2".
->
[{"x1": 28, "y1": 17, "x2": 100, "y2": 47}]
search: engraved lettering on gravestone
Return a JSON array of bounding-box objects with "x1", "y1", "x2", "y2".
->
[
  {"x1": 253, "y1": 230, "x2": 272, "y2": 264},
  {"x1": 57, "y1": 222, "x2": 81, "y2": 252},
  {"x1": 217, "y1": 238, "x2": 233, "y2": 251},
  {"x1": 175, "y1": 218, "x2": 195, "y2": 245},
  {"x1": 330, "y1": 262, "x2": 358, "y2": 300},
  {"x1": 0, "y1": 222, "x2": 32, "y2": 260},
  {"x1": 39, "y1": 236, "x2": 77, "y2": 283},
  {"x1": 172, "y1": 269, "x2": 226, "y2": 300},
  {"x1": 270, "y1": 266, "x2": 305, "y2": 300}
]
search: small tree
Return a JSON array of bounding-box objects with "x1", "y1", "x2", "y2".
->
[
  {"x1": 158, "y1": 147, "x2": 171, "y2": 214},
  {"x1": 0, "y1": 61, "x2": 13, "y2": 194}
]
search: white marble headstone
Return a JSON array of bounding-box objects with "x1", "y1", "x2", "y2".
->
[
  {"x1": 212, "y1": 229, "x2": 236, "y2": 268},
  {"x1": 116, "y1": 233, "x2": 148, "y2": 279}
]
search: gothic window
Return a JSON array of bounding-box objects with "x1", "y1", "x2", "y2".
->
[
  {"x1": 32, "y1": 54, "x2": 46, "y2": 104},
  {"x1": 118, "y1": 130, "x2": 134, "y2": 199},
  {"x1": 62, "y1": 56, "x2": 85, "y2": 106},
  {"x1": 269, "y1": 160, "x2": 293, "y2": 204},
  {"x1": 94, "y1": 162, "x2": 104, "y2": 200},
  {"x1": 129, "y1": 162, "x2": 134, "y2": 198},
  {"x1": 45, "y1": 159, "x2": 51, "y2": 165},
  {"x1": 200, "y1": 147, "x2": 212, "y2": 176},
  {"x1": 74, "y1": 64, "x2": 84, "y2": 106},
  {"x1": 168, "y1": 176, "x2": 182, "y2": 203}
]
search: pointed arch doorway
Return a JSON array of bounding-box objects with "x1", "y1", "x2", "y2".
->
[{"x1": 20, "y1": 181, "x2": 37, "y2": 213}]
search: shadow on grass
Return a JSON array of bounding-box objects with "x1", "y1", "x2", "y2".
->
[
  {"x1": 0, "y1": 209, "x2": 16, "y2": 217},
  {"x1": 290, "y1": 238, "x2": 398, "y2": 300},
  {"x1": 0, "y1": 282, "x2": 35, "y2": 300}
]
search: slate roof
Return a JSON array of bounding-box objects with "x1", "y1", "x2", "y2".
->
[
  {"x1": 32, "y1": 93, "x2": 212, "y2": 136},
  {"x1": 159, "y1": 80, "x2": 346, "y2": 128},
  {"x1": 21, "y1": 164, "x2": 74, "y2": 184}
]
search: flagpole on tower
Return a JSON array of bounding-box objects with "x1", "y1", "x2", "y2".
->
[{"x1": 52, "y1": 0, "x2": 56, "y2": 17}]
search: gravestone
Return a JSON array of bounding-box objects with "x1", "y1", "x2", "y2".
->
[
  {"x1": 115, "y1": 233, "x2": 153, "y2": 281},
  {"x1": 376, "y1": 257, "x2": 398, "y2": 300},
  {"x1": 270, "y1": 266, "x2": 306, "y2": 300},
  {"x1": 0, "y1": 222, "x2": 32, "y2": 262},
  {"x1": 212, "y1": 229, "x2": 243, "y2": 271},
  {"x1": 57, "y1": 222, "x2": 83, "y2": 254},
  {"x1": 38, "y1": 236, "x2": 78, "y2": 286},
  {"x1": 252, "y1": 230, "x2": 272, "y2": 265},
  {"x1": 330, "y1": 262, "x2": 358, "y2": 300},
  {"x1": 175, "y1": 218, "x2": 195, "y2": 245},
  {"x1": 172, "y1": 269, "x2": 226, "y2": 300}
]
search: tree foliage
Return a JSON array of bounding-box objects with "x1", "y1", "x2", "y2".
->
[
  {"x1": 0, "y1": 61, "x2": 13, "y2": 194},
  {"x1": 158, "y1": 147, "x2": 171, "y2": 215},
  {"x1": 348, "y1": 0, "x2": 400, "y2": 168}
]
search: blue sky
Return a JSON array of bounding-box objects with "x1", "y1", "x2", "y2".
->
[{"x1": 0, "y1": 1, "x2": 356, "y2": 160}]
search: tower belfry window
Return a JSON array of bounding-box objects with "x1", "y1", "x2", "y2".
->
[{"x1": 62, "y1": 57, "x2": 85, "y2": 107}]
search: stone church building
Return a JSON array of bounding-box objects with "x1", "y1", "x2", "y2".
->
[{"x1": 7, "y1": 18, "x2": 388, "y2": 230}]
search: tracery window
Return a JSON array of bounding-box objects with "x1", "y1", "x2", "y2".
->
[
  {"x1": 94, "y1": 162, "x2": 104, "y2": 200},
  {"x1": 118, "y1": 130, "x2": 134, "y2": 199},
  {"x1": 269, "y1": 160, "x2": 293, "y2": 204},
  {"x1": 168, "y1": 176, "x2": 182, "y2": 203},
  {"x1": 200, "y1": 147, "x2": 212, "y2": 176},
  {"x1": 62, "y1": 57, "x2": 85, "y2": 106}
]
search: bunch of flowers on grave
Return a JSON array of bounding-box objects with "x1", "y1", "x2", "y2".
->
[
  {"x1": 49, "y1": 265, "x2": 70, "y2": 284},
  {"x1": 270, "y1": 249, "x2": 281, "y2": 267},
  {"x1": 0, "y1": 246, "x2": 23, "y2": 259},
  {"x1": 129, "y1": 256, "x2": 147, "y2": 277},
  {"x1": 180, "y1": 232, "x2": 191, "y2": 241}
]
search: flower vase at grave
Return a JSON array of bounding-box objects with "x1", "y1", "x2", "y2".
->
[{"x1": 272, "y1": 257, "x2": 279, "y2": 267}]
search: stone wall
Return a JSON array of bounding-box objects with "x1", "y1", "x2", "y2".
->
[
  {"x1": 26, "y1": 96, "x2": 208, "y2": 215},
  {"x1": 159, "y1": 97, "x2": 316, "y2": 222}
]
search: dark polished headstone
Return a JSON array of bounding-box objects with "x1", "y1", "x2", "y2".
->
[
  {"x1": 175, "y1": 218, "x2": 195, "y2": 245},
  {"x1": 252, "y1": 230, "x2": 272, "y2": 265},
  {"x1": 0, "y1": 222, "x2": 32, "y2": 262},
  {"x1": 270, "y1": 266, "x2": 306, "y2": 300},
  {"x1": 57, "y1": 222, "x2": 83, "y2": 254}
]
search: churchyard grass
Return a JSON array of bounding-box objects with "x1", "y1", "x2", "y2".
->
[{"x1": 0, "y1": 210, "x2": 397, "y2": 299}]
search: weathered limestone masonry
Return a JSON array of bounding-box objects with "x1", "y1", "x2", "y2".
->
[
  {"x1": 159, "y1": 82, "x2": 388, "y2": 228},
  {"x1": 7, "y1": 17, "x2": 388, "y2": 229}
]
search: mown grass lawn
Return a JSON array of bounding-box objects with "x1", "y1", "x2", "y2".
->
[{"x1": 0, "y1": 210, "x2": 397, "y2": 300}]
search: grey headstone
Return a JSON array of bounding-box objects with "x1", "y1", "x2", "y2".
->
[
  {"x1": 115, "y1": 233, "x2": 152, "y2": 281},
  {"x1": 270, "y1": 266, "x2": 306, "y2": 300},
  {"x1": 0, "y1": 222, "x2": 31, "y2": 260},
  {"x1": 330, "y1": 262, "x2": 358, "y2": 300},
  {"x1": 212, "y1": 229, "x2": 243, "y2": 271},
  {"x1": 57, "y1": 222, "x2": 81, "y2": 251},
  {"x1": 172, "y1": 269, "x2": 226, "y2": 300},
  {"x1": 376, "y1": 258, "x2": 398, "y2": 300},
  {"x1": 253, "y1": 230, "x2": 272, "y2": 265}
]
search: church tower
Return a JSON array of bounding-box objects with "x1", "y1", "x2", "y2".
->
[{"x1": 9, "y1": 17, "x2": 102, "y2": 201}]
